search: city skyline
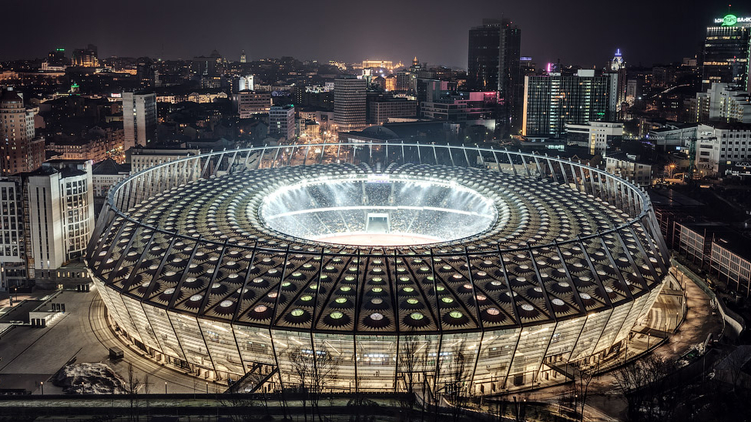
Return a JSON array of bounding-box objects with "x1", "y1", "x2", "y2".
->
[{"x1": 0, "y1": 0, "x2": 743, "y2": 68}]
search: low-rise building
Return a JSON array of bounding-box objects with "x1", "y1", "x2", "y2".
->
[
  {"x1": 604, "y1": 152, "x2": 653, "y2": 186},
  {"x1": 566, "y1": 121, "x2": 623, "y2": 155},
  {"x1": 234, "y1": 91, "x2": 272, "y2": 118},
  {"x1": 91, "y1": 159, "x2": 131, "y2": 198},
  {"x1": 368, "y1": 98, "x2": 417, "y2": 125}
]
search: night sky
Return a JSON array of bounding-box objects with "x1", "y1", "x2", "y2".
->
[{"x1": 0, "y1": 0, "x2": 741, "y2": 69}]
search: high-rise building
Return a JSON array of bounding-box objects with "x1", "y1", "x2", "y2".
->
[
  {"x1": 385, "y1": 75, "x2": 397, "y2": 91},
  {"x1": 269, "y1": 105, "x2": 296, "y2": 141},
  {"x1": 0, "y1": 88, "x2": 45, "y2": 176},
  {"x1": 334, "y1": 77, "x2": 367, "y2": 132},
  {"x1": 468, "y1": 18, "x2": 522, "y2": 134},
  {"x1": 607, "y1": 49, "x2": 628, "y2": 120},
  {"x1": 702, "y1": 14, "x2": 751, "y2": 91},
  {"x1": 0, "y1": 160, "x2": 94, "y2": 290},
  {"x1": 522, "y1": 70, "x2": 615, "y2": 138},
  {"x1": 240, "y1": 50, "x2": 247, "y2": 63},
  {"x1": 368, "y1": 98, "x2": 418, "y2": 125},
  {"x1": 122, "y1": 91, "x2": 158, "y2": 148}
]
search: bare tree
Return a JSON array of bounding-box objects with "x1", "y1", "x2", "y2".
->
[
  {"x1": 218, "y1": 393, "x2": 261, "y2": 422},
  {"x1": 397, "y1": 332, "x2": 422, "y2": 416},
  {"x1": 443, "y1": 343, "x2": 470, "y2": 422},
  {"x1": 613, "y1": 354, "x2": 672, "y2": 421},
  {"x1": 289, "y1": 346, "x2": 337, "y2": 422},
  {"x1": 125, "y1": 363, "x2": 142, "y2": 422},
  {"x1": 569, "y1": 360, "x2": 599, "y2": 422}
]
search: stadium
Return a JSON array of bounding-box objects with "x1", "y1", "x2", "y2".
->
[{"x1": 86, "y1": 142, "x2": 670, "y2": 395}]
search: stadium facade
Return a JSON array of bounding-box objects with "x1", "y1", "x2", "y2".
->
[{"x1": 86, "y1": 142, "x2": 670, "y2": 395}]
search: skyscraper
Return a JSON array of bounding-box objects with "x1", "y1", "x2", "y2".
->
[
  {"x1": 607, "y1": 49, "x2": 628, "y2": 120},
  {"x1": 0, "y1": 88, "x2": 45, "y2": 176},
  {"x1": 702, "y1": 13, "x2": 751, "y2": 91},
  {"x1": 122, "y1": 91, "x2": 158, "y2": 148},
  {"x1": 334, "y1": 77, "x2": 367, "y2": 132},
  {"x1": 522, "y1": 70, "x2": 616, "y2": 138},
  {"x1": 467, "y1": 19, "x2": 522, "y2": 135}
]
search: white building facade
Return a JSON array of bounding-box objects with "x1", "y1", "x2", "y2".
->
[{"x1": 123, "y1": 92, "x2": 158, "y2": 148}]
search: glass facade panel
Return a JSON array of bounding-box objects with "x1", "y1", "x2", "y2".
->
[
  {"x1": 569, "y1": 309, "x2": 612, "y2": 361},
  {"x1": 594, "y1": 301, "x2": 633, "y2": 352},
  {"x1": 122, "y1": 296, "x2": 161, "y2": 351},
  {"x1": 312, "y1": 332, "x2": 356, "y2": 392},
  {"x1": 438, "y1": 332, "x2": 481, "y2": 395},
  {"x1": 356, "y1": 334, "x2": 397, "y2": 391},
  {"x1": 169, "y1": 312, "x2": 213, "y2": 370},
  {"x1": 272, "y1": 330, "x2": 313, "y2": 389},
  {"x1": 109, "y1": 291, "x2": 143, "y2": 344},
  {"x1": 198, "y1": 319, "x2": 244, "y2": 378},
  {"x1": 509, "y1": 324, "x2": 551, "y2": 387},
  {"x1": 142, "y1": 304, "x2": 185, "y2": 360},
  {"x1": 234, "y1": 326, "x2": 276, "y2": 369},
  {"x1": 473, "y1": 327, "x2": 519, "y2": 393},
  {"x1": 545, "y1": 316, "x2": 586, "y2": 361}
]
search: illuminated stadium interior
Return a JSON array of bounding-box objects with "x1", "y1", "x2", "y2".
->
[{"x1": 260, "y1": 175, "x2": 500, "y2": 246}]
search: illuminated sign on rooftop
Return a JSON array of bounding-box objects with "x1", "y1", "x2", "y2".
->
[{"x1": 714, "y1": 14, "x2": 751, "y2": 26}]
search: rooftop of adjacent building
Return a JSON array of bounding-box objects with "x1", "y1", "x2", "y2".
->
[
  {"x1": 92, "y1": 159, "x2": 131, "y2": 176},
  {"x1": 22, "y1": 160, "x2": 89, "y2": 178},
  {"x1": 606, "y1": 151, "x2": 653, "y2": 165},
  {"x1": 700, "y1": 122, "x2": 751, "y2": 131},
  {"x1": 0, "y1": 87, "x2": 23, "y2": 104}
]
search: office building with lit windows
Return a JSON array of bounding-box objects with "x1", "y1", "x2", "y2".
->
[
  {"x1": 334, "y1": 77, "x2": 367, "y2": 132},
  {"x1": 0, "y1": 160, "x2": 94, "y2": 291},
  {"x1": 522, "y1": 70, "x2": 615, "y2": 138},
  {"x1": 702, "y1": 14, "x2": 751, "y2": 91}
]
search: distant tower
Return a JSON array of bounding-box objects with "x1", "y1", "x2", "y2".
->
[
  {"x1": 610, "y1": 49, "x2": 625, "y2": 71},
  {"x1": 468, "y1": 18, "x2": 522, "y2": 135},
  {"x1": 608, "y1": 49, "x2": 627, "y2": 119},
  {"x1": 240, "y1": 50, "x2": 247, "y2": 63}
]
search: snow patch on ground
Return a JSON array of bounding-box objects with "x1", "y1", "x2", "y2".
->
[{"x1": 52, "y1": 363, "x2": 128, "y2": 394}]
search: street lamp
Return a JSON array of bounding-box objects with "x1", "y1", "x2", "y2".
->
[
  {"x1": 40, "y1": 382, "x2": 44, "y2": 395},
  {"x1": 164, "y1": 381, "x2": 168, "y2": 394}
]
